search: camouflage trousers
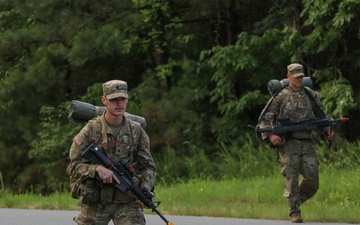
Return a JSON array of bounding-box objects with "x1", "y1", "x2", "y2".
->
[
  {"x1": 74, "y1": 201, "x2": 146, "y2": 225},
  {"x1": 277, "y1": 138, "x2": 319, "y2": 216}
]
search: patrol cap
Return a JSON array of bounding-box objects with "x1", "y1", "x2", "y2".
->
[
  {"x1": 102, "y1": 80, "x2": 128, "y2": 99},
  {"x1": 287, "y1": 63, "x2": 305, "y2": 78}
]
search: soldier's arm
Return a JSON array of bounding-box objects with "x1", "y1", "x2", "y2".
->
[
  {"x1": 134, "y1": 128, "x2": 156, "y2": 191},
  {"x1": 259, "y1": 94, "x2": 282, "y2": 140},
  {"x1": 66, "y1": 125, "x2": 98, "y2": 181}
]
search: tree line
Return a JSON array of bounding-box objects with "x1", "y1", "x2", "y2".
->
[{"x1": 0, "y1": 0, "x2": 358, "y2": 194}]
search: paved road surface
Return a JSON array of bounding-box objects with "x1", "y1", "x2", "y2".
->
[{"x1": 0, "y1": 208, "x2": 357, "y2": 225}]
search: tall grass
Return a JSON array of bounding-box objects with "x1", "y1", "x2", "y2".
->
[
  {"x1": 155, "y1": 135, "x2": 360, "y2": 186},
  {"x1": 0, "y1": 171, "x2": 4, "y2": 193},
  {"x1": 155, "y1": 134, "x2": 279, "y2": 186}
]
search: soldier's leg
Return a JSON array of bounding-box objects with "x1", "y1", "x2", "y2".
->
[
  {"x1": 299, "y1": 140, "x2": 319, "y2": 204},
  {"x1": 74, "y1": 204, "x2": 96, "y2": 225},
  {"x1": 112, "y1": 201, "x2": 146, "y2": 225},
  {"x1": 74, "y1": 204, "x2": 111, "y2": 225},
  {"x1": 278, "y1": 139, "x2": 302, "y2": 216}
]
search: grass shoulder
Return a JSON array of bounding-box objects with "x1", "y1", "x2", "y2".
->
[{"x1": 0, "y1": 168, "x2": 359, "y2": 223}]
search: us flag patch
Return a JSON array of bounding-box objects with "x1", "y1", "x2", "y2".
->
[{"x1": 74, "y1": 135, "x2": 84, "y2": 146}]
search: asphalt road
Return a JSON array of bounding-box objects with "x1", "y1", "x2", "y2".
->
[{"x1": 0, "y1": 208, "x2": 357, "y2": 225}]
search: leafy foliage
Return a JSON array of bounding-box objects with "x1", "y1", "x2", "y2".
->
[
  {"x1": 0, "y1": 0, "x2": 359, "y2": 193},
  {"x1": 319, "y1": 78, "x2": 356, "y2": 117}
]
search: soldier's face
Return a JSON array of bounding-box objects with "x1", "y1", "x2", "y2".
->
[
  {"x1": 102, "y1": 96, "x2": 128, "y2": 117},
  {"x1": 287, "y1": 74, "x2": 303, "y2": 90}
]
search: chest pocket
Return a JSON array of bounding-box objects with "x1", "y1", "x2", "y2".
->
[
  {"x1": 108, "y1": 122, "x2": 141, "y2": 163},
  {"x1": 281, "y1": 92, "x2": 311, "y2": 122},
  {"x1": 113, "y1": 133, "x2": 133, "y2": 161}
]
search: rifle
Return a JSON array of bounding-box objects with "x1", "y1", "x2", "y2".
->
[
  {"x1": 81, "y1": 144, "x2": 174, "y2": 225},
  {"x1": 253, "y1": 117, "x2": 349, "y2": 135},
  {"x1": 250, "y1": 117, "x2": 349, "y2": 149}
]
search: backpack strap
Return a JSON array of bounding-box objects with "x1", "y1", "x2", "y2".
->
[
  {"x1": 90, "y1": 119, "x2": 97, "y2": 143},
  {"x1": 88, "y1": 117, "x2": 113, "y2": 158},
  {"x1": 304, "y1": 87, "x2": 327, "y2": 118},
  {"x1": 100, "y1": 118, "x2": 108, "y2": 151},
  {"x1": 129, "y1": 120, "x2": 142, "y2": 153},
  {"x1": 257, "y1": 86, "x2": 286, "y2": 126}
]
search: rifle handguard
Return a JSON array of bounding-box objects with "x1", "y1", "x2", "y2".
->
[{"x1": 254, "y1": 117, "x2": 349, "y2": 135}]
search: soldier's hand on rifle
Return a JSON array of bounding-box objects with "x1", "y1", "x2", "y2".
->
[
  {"x1": 269, "y1": 134, "x2": 283, "y2": 146},
  {"x1": 95, "y1": 165, "x2": 120, "y2": 184},
  {"x1": 326, "y1": 129, "x2": 334, "y2": 140}
]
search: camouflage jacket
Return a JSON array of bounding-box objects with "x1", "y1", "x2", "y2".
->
[
  {"x1": 259, "y1": 86, "x2": 329, "y2": 140},
  {"x1": 66, "y1": 112, "x2": 156, "y2": 200}
]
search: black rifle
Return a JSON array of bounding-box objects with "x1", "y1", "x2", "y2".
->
[
  {"x1": 253, "y1": 117, "x2": 349, "y2": 135},
  {"x1": 81, "y1": 144, "x2": 174, "y2": 225},
  {"x1": 251, "y1": 117, "x2": 349, "y2": 149}
]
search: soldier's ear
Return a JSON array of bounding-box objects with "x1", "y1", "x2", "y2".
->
[{"x1": 101, "y1": 96, "x2": 107, "y2": 105}]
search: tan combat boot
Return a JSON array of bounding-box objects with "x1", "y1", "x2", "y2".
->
[{"x1": 290, "y1": 213, "x2": 303, "y2": 223}]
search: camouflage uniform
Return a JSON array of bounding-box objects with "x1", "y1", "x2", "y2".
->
[
  {"x1": 67, "y1": 80, "x2": 156, "y2": 225},
  {"x1": 259, "y1": 65, "x2": 330, "y2": 217}
]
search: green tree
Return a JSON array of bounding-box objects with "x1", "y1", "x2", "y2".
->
[
  {"x1": 0, "y1": 0, "x2": 359, "y2": 193},
  {"x1": 0, "y1": 0, "x2": 154, "y2": 192}
]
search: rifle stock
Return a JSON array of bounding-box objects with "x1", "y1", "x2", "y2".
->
[{"x1": 81, "y1": 144, "x2": 174, "y2": 225}]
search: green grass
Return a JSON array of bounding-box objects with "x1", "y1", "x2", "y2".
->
[
  {"x1": 1, "y1": 167, "x2": 359, "y2": 223},
  {"x1": 157, "y1": 170, "x2": 360, "y2": 223},
  {"x1": 1, "y1": 139, "x2": 358, "y2": 223},
  {"x1": 0, "y1": 192, "x2": 78, "y2": 210}
]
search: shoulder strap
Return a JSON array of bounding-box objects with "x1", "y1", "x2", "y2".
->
[
  {"x1": 304, "y1": 87, "x2": 327, "y2": 118},
  {"x1": 257, "y1": 86, "x2": 286, "y2": 125},
  {"x1": 129, "y1": 120, "x2": 142, "y2": 148},
  {"x1": 88, "y1": 117, "x2": 110, "y2": 154},
  {"x1": 90, "y1": 119, "x2": 97, "y2": 143}
]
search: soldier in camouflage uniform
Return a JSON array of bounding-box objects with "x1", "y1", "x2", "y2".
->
[
  {"x1": 67, "y1": 80, "x2": 156, "y2": 225},
  {"x1": 258, "y1": 63, "x2": 334, "y2": 223}
]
